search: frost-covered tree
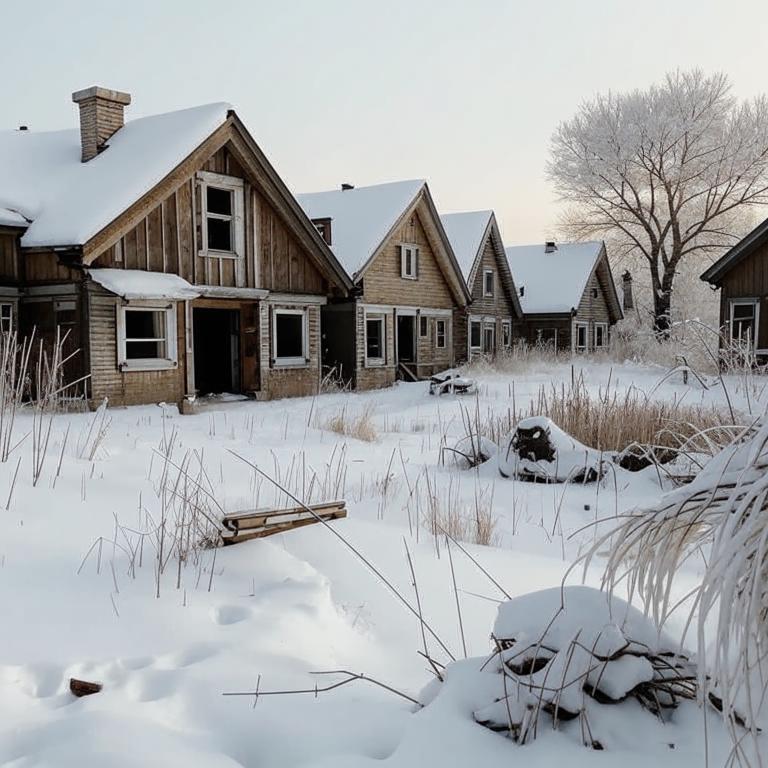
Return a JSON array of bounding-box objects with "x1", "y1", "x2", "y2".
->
[{"x1": 548, "y1": 71, "x2": 768, "y2": 335}]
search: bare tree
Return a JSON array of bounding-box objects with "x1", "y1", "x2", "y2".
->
[{"x1": 548, "y1": 70, "x2": 768, "y2": 335}]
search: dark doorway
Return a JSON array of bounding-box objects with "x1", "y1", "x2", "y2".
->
[
  {"x1": 193, "y1": 308, "x2": 241, "y2": 395},
  {"x1": 397, "y1": 315, "x2": 415, "y2": 362}
]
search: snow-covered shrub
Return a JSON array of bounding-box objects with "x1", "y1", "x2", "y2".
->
[
  {"x1": 424, "y1": 586, "x2": 696, "y2": 750},
  {"x1": 499, "y1": 416, "x2": 605, "y2": 483},
  {"x1": 593, "y1": 420, "x2": 768, "y2": 754},
  {"x1": 442, "y1": 434, "x2": 497, "y2": 470}
]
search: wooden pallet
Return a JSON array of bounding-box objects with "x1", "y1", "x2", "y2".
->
[{"x1": 220, "y1": 500, "x2": 347, "y2": 545}]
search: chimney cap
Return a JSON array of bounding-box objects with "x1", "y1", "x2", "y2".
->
[
  {"x1": 544, "y1": 240, "x2": 557, "y2": 252},
  {"x1": 341, "y1": 183, "x2": 354, "y2": 191},
  {"x1": 18, "y1": 125, "x2": 28, "y2": 131},
  {"x1": 72, "y1": 86, "x2": 131, "y2": 106}
]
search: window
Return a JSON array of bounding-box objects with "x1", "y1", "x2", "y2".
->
[
  {"x1": 483, "y1": 324, "x2": 495, "y2": 354},
  {"x1": 419, "y1": 316, "x2": 429, "y2": 338},
  {"x1": 400, "y1": 244, "x2": 419, "y2": 279},
  {"x1": 483, "y1": 270, "x2": 495, "y2": 297},
  {"x1": 470, "y1": 319, "x2": 482, "y2": 349},
  {"x1": 592, "y1": 287, "x2": 598, "y2": 299},
  {"x1": 594, "y1": 323, "x2": 608, "y2": 349},
  {"x1": 273, "y1": 308, "x2": 307, "y2": 366},
  {"x1": 519, "y1": 285, "x2": 525, "y2": 297},
  {"x1": 575, "y1": 322, "x2": 588, "y2": 351},
  {"x1": 198, "y1": 171, "x2": 244, "y2": 258},
  {"x1": 537, "y1": 328, "x2": 558, "y2": 351},
  {"x1": 366, "y1": 315, "x2": 385, "y2": 363},
  {"x1": 118, "y1": 306, "x2": 177, "y2": 371},
  {"x1": 730, "y1": 300, "x2": 759, "y2": 347},
  {"x1": 436, "y1": 319, "x2": 447, "y2": 349},
  {"x1": 502, "y1": 319, "x2": 512, "y2": 348},
  {"x1": 312, "y1": 218, "x2": 332, "y2": 245},
  {"x1": 0, "y1": 303, "x2": 12, "y2": 333}
]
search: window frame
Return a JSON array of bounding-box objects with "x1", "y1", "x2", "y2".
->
[
  {"x1": 419, "y1": 315, "x2": 429, "y2": 338},
  {"x1": 729, "y1": 299, "x2": 760, "y2": 348},
  {"x1": 502, "y1": 319, "x2": 512, "y2": 348},
  {"x1": 117, "y1": 304, "x2": 178, "y2": 372},
  {"x1": 435, "y1": 319, "x2": 447, "y2": 349},
  {"x1": 483, "y1": 269, "x2": 495, "y2": 298},
  {"x1": 272, "y1": 307, "x2": 309, "y2": 368},
  {"x1": 483, "y1": 322, "x2": 496, "y2": 354},
  {"x1": 365, "y1": 313, "x2": 386, "y2": 366},
  {"x1": 594, "y1": 322, "x2": 608, "y2": 349},
  {"x1": 400, "y1": 244, "x2": 419, "y2": 280},
  {"x1": 469, "y1": 319, "x2": 482, "y2": 350},
  {"x1": 0, "y1": 302, "x2": 13, "y2": 334},
  {"x1": 197, "y1": 171, "x2": 245, "y2": 260},
  {"x1": 575, "y1": 322, "x2": 589, "y2": 352}
]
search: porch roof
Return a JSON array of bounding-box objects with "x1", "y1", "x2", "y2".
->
[{"x1": 87, "y1": 268, "x2": 202, "y2": 300}]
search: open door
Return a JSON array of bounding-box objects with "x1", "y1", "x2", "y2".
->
[
  {"x1": 396, "y1": 315, "x2": 415, "y2": 363},
  {"x1": 193, "y1": 308, "x2": 241, "y2": 395}
]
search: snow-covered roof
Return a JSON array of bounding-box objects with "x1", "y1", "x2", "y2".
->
[
  {"x1": 440, "y1": 210, "x2": 493, "y2": 280},
  {"x1": 0, "y1": 103, "x2": 230, "y2": 248},
  {"x1": 0, "y1": 207, "x2": 28, "y2": 228},
  {"x1": 296, "y1": 180, "x2": 425, "y2": 278},
  {"x1": 87, "y1": 269, "x2": 202, "y2": 300},
  {"x1": 505, "y1": 241, "x2": 604, "y2": 314}
]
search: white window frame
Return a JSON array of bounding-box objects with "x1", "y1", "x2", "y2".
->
[
  {"x1": 0, "y1": 302, "x2": 13, "y2": 334},
  {"x1": 117, "y1": 304, "x2": 178, "y2": 372},
  {"x1": 502, "y1": 319, "x2": 512, "y2": 348},
  {"x1": 435, "y1": 319, "x2": 447, "y2": 349},
  {"x1": 469, "y1": 318, "x2": 483, "y2": 351},
  {"x1": 575, "y1": 322, "x2": 589, "y2": 352},
  {"x1": 594, "y1": 322, "x2": 608, "y2": 349},
  {"x1": 198, "y1": 171, "x2": 245, "y2": 260},
  {"x1": 729, "y1": 299, "x2": 760, "y2": 349},
  {"x1": 272, "y1": 307, "x2": 309, "y2": 368},
  {"x1": 365, "y1": 313, "x2": 386, "y2": 366},
  {"x1": 483, "y1": 269, "x2": 495, "y2": 298},
  {"x1": 483, "y1": 322, "x2": 496, "y2": 354},
  {"x1": 400, "y1": 244, "x2": 419, "y2": 280}
]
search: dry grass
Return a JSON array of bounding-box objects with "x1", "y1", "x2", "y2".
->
[{"x1": 319, "y1": 405, "x2": 378, "y2": 443}]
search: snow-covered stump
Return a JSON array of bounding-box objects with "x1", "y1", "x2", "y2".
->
[
  {"x1": 422, "y1": 586, "x2": 696, "y2": 751},
  {"x1": 498, "y1": 416, "x2": 605, "y2": 482}
]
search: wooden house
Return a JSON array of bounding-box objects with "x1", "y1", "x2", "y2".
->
[
  {"x1": 0, "y1": 87, "x2": 352, "y2": 408},
  {"x1": 505, "y1": 241, "x2": 622, "y2": 353},
  {"x1": 296, "y1": 181, "x2": 471, "y2": 389},
  {"x1": 700, "y1": 217, "x2": 768, "y2": 357},
  {"x1": 440, "y1": 210, "x2": 522, "y2": 361}
]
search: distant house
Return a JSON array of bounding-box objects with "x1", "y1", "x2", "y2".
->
[
  {"x1": 700, "y1": 217, "x2": 768, "y2": 357},
  {"x1": 440, "y1": 210, "x2": 522, "y2": 361},
  {"x1": 505, "y1": 241, "x2": 622, "y2": 353},
  {"x1": 0, "y1": 87, "x2": 351, "y2": 407},
  {"x1": 297, "y1": 181, "x2": 470, "y2": 389}
]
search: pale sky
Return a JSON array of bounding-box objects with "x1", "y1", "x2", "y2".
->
[{"x1": 2, "y1": 0, "x2": 768, "y2": 244}]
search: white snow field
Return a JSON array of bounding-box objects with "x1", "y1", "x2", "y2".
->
[{"x1": 0, "y1": 361, "x2": 763, "y2": 767}]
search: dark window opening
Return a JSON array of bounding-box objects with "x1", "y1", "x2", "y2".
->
[
  {"x1": 576, "y1": 324, "x2": 588, "y2": 350},
  {"x1": 125, "y1": 310, "x2": 166, "y2": 360},
  {"x1": 366, "y1": 317, "x2": 384, "y2": 359},
  {"x1": 419, "y1": 316, "x2": 428, "y2": 337},
  {"x1": 207, "y1": 216, "x2": 233, "y2": 251},
  {"x1": 436, "y1": 320, "x2": 446, "y2": 348},
  {"x1": 206, "y1": 186, "x2": 233, "y2": 216},
  {"x1": 470, "y1": 321, "x2": 482, "y2": 348},
  {"x1": 275, "y1": 313, "x2": 305, "y2": 359},
  {"x1": 484, "y1": 271, "x2": 495, "y2": 297}
]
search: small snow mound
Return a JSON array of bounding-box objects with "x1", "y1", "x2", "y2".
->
[{"x1": 498, "y1": 416, "x2": 605, "y2": 482}]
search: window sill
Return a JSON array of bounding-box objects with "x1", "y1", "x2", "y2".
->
[
  {"x1": 199, "y1": 250, "x2": 242, "y2": 260},
  {"x1": 120, "y1": 359, "x2": 178, "y2": 372},
  {"x1": 401, "y1": 275, "x2": 418, "y2": 281},
  {"x1": 272, "y1": 357, "x2": 310, "y2": 369}
]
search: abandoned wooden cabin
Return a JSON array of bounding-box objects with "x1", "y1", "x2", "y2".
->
[
  {"x1": 296, "y1": 181, "x2": 471, "y2": 389},
  {"x1": 440, "y1": 210, "x2": 522, "y2": 362},
  {"x1": 700, "y1": 216, "x2": 768, "y2": 359},
  {"x1": 0, "y1": 87, "x2": 352, "y2": 408},
  {"x1": 504, "y1": 241, "x2": 622, "y2": 353}
]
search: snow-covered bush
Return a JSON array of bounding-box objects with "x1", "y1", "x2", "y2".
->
[
  {"x1": 498, "y1": 416, "x2": 605, "y2": 482},
  {"x1": 423, "y1": 586, "x2": 696, "y2": 751}
]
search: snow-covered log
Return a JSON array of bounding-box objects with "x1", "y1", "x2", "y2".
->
[{"x1": 498, "y1": 416, "x2": 605, "y2": 482}]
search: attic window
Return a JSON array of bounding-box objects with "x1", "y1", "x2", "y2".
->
[
  {"x1": 312, "y1": 218, "x2": 332, "y2": 246},
  {"x1": 519, "y1": 285, "x2": 525, "y2": 297},
  {"x1": 483, "y1": 269, "x2": 495, "y2": 297},
  {"x1": 400, "y1": 244, "x2": 419, "y2": 279},
  {"x1": 592, "y1": 287, "x2": 598, "y2": 299},
  {"x1": 198, "y1": 171, "x2": 244, "y2": 259}
]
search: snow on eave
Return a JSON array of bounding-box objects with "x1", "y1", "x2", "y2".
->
[
  {"x1": 87, "y1": 268, "x2": 202, "y2": 300},
  {"x1": 0, "y1": 208, "x2": 29, "y2": 229}
]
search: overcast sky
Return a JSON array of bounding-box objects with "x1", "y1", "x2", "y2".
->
[{"x1": 2, "y1": 0, "x2": 767, "y2": 244}]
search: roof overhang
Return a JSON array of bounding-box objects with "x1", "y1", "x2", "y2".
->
[{"x1": 701, "y1": 217, "x2": 768, "y2": 286}]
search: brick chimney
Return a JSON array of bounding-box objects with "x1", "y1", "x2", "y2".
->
[
  {"x1": 71, "y1": 86, "x2": 131, "y2": 162},
  {"x1": 544, "y1": 240, "x2": 557, "y2": 253},
  {"x1": 622, "y1": 270, "x2": 634, "y2": 312}
]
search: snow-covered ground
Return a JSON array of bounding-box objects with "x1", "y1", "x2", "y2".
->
[{"x1": 0, "y1": 360, "x2": 762, "y2": 766}]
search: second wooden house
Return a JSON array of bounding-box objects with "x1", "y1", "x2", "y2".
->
[
  {"x1": 0, "y1": 87, "x2": 352, "y2": 408},
  {"x1": 440, "y1": 210, "x2": 522, "y2": 362},
  {"x1": 297, "y1": 181, "x2": 471, "y2": 388},
  {"x1": 505, "y1": 241, "x2": 622, "y2": 353}
]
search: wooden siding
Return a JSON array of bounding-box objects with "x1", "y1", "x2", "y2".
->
[
  {"x1": 0, "y1": 232, "x2": 20, "y2": 283},
  {"x1": 716, "y1": 238, "x2": 768, "y2": 348}
]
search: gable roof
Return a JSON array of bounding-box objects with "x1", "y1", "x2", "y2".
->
[
  {"x1": 700, "y1": 216, "x2": 768, "y2": 286},
  {"x1": 296, "y1": 180, "x2": 425, "y2": 279},
  {"x1": 505, "y1": 240, "x2": 621, "y2": 321},
  {"x1": 0, "y1": 103, "x2": 230, "y2": 249},
  {"x1": 441, "y1": 210, "x2": 523, "y2": 317}
]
